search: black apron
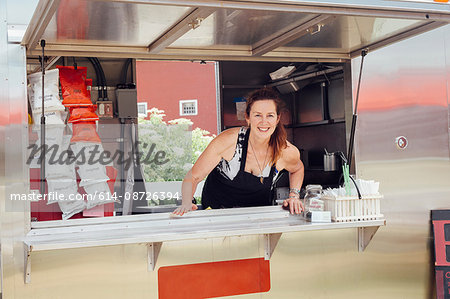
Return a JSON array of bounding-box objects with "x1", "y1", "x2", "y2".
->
[{"x1": 201, "y1": 128, "x2": 276, "y2": 209}]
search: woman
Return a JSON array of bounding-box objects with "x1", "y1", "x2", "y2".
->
[{"x1": 173, "y1": 88, "x2": 304, "y2": 216}]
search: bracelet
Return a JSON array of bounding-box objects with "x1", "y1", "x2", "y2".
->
[
  {"x1": 288, "y1": 195, "x2": 300, "y2": 200},
  {"x1": 289, "y1": 188, "x2": 301, "y2": 195}
]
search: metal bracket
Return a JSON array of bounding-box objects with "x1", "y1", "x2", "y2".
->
[
  {"x1": 264, "y1": 233, "x2": 282, "y2": 260},
  {"x1": 358, "y1": 226, "x2": 379, "y2": 252},
  {"x1": 147, "y1": 242, "x2": 162, "y2": 271},
  {"x1": 25, "y1": 245, "x2": 32, "y2": 284}
]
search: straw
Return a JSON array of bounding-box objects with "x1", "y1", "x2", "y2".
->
[{"x1": 342, "y1": 163, "x2": 350, "y2": 196}]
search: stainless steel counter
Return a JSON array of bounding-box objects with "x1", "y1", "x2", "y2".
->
[{"x1": 24, "y1": 206, "x2": 385, "y2": 283}]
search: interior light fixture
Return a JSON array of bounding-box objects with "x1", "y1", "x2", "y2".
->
[{"x1": 269, "y1": 66, "x2": 296, "y2": 80}]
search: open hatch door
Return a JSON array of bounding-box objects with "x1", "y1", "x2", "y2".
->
[{"x1": 22, "y1": 0, "x2": 450, "y2": 61}]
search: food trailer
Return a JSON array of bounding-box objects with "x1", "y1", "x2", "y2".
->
[{"x1": 1, "y1": 0, "x2": 449, "y2": 298}]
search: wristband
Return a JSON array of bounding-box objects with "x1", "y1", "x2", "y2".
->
[{"x1": 289, "y1": 188, "x2": 301, "y2": 195}]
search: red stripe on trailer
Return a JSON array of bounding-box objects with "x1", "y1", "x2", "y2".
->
[{"x1": 158, "y1": 258, "x2": 271, "y2": 299}]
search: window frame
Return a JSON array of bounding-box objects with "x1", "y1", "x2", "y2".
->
[
  {"x1": 179, "y1": 99, "x2": 198, "y2": 116},
  {"x1": 137, "y1": 102, "x2": 148, "y2": 117}
]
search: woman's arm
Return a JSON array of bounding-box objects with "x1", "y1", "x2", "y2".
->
[
  {"x1": 280, "y1": 144, "x2": 304, "y2": 214},
  {"x1": 172, "y1": 128, "x2": 238, "y2": 215}
]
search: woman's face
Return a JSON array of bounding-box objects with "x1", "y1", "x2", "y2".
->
[{"x1": 246, "y1": 100, "x2": 280, "y2": 139}]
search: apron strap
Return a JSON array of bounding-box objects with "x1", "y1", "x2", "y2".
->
[{"x1": 239, "y1": 127, "x2": 250, "y2": 172}]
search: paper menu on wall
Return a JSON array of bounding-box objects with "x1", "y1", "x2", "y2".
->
[{"x1": 234, "y1": 97, "x2": 247, "y2": 121}]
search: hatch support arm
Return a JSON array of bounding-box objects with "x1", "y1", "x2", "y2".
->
[
  {"x1": 148, "y1": 7, "x2": 216, "y2": 54},
  {"x1": 252, "y1": 15, "x2": 334, "y2": 56}
]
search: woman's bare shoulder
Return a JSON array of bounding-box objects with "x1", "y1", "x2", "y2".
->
[
  {"x1": 210, "y1": 127, "x2": 242, "y2": 148},
  {"x1": 278, "y1": 141, "x2": 300, "y2": 166},
  {"x1": 275, "y1": 141, "x2": 302, "y2": 172},
  {"x1": 284, "y1": 141, "x2": 300, "y2": 157},
  {"x1": 219, "y1": 127, "x2": 242, "y2": 138}
]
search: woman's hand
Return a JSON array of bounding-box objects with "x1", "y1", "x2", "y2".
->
[
  {"x1": 172, "y1": 203, "x2": 198, "y2": 216},
  {"x1": 283, "y1": 197, "x2": 303, "y2": 215}
]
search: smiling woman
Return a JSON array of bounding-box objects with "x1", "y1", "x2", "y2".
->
[{"x1": 173, "y1": 88, "x2": 305, "y2": 216}]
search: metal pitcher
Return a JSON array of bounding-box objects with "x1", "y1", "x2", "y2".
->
[{"x1": 323, "y1": 149, "x2": 339, "y2": 172}]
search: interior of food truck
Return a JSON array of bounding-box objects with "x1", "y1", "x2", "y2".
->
[
  {"x1": 26, "y1": 57, "x2": 349, "y2": 219},
  {"x1": 1, "y1": 0, "x2": 449, "y2": 297}
]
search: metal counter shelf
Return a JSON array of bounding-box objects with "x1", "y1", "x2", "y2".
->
[{"x1": 23, "y1": 206, "x2": 385, "y2": 283}]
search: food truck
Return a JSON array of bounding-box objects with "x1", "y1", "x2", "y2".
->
[{"x1": 1, "y1": 0, "x2": 449, "y2": 298}]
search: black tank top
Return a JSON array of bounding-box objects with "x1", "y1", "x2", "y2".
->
[{"x1": 201, "y1": 127, "x2": 278, "y2": 209}]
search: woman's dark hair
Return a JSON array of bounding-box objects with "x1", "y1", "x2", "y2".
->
[{"x1": 246, "y1": 87, "x2": 287, "y2": 165}]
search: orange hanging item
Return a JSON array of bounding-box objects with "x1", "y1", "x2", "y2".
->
[
  {"x1": 71, "y1": 121, "x2": 101, "y2": 143},
  {"x1": 68, "y1": 106, "x2": 99, "y2": 123},
  {"x1": 57, "y1": 66, "x2": 92, "y2": 107}
]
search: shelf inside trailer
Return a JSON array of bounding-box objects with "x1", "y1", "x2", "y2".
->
[{"x1": 23, "y1": 205, "x2": 385, "y2": 283}]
